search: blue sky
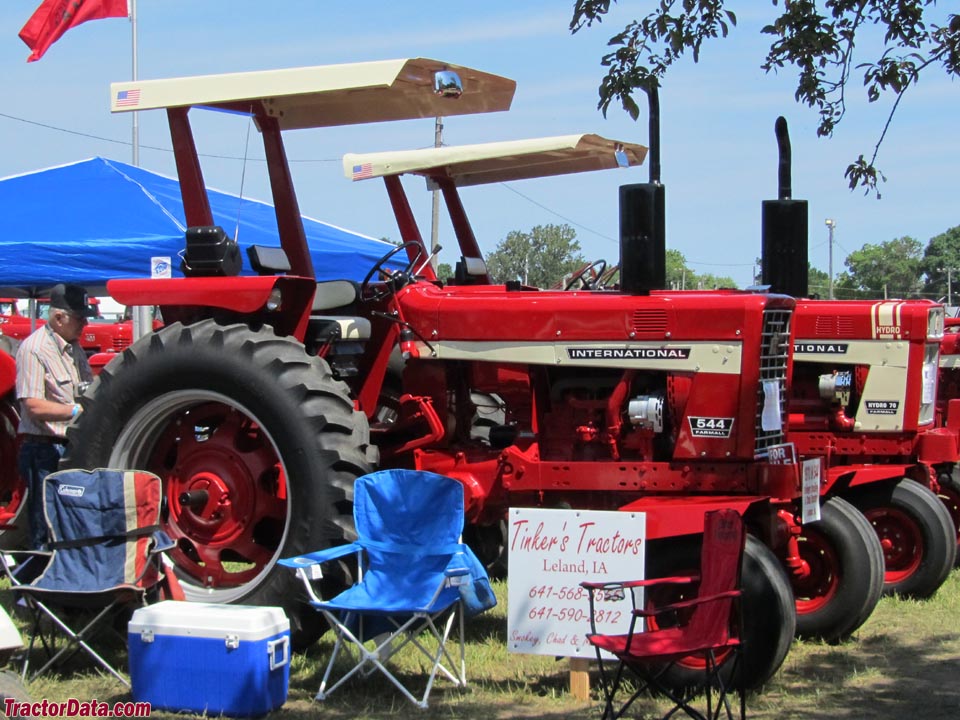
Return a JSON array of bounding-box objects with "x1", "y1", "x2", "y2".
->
[{"x1": 1, "y1": 1, "x2": 957, "y2": 290}]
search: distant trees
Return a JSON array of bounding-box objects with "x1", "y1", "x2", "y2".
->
[
  {"x1": 666, "y1": 249, "x2": 736, "y2": 289},
  {"x1": 808, "y1": 225, "x2": 960, "y2": 300},
  {"x1": 921, "y1": 226, "x2": 960, "y2": 300},
  {"x1": 485, "y1": 224, "x2": 586, "y2": 287}
]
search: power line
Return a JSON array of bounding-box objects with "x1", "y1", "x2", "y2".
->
[
  {"x1": 498, "y1": 183, "x2": 616, "y2": 243},
  {"x1": 0, "y1": 111, "x2": 339, "y2": 163}
]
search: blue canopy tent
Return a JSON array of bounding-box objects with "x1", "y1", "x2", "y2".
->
[{"x1": 0, "y1": 157, "x2": 395, "y2": 297}]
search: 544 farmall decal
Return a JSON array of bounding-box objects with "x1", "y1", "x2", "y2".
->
[
  {"x1": 871, "y1": 301, "x2": 905, "y2": 340},
  {"x1": 688, "y1": 416, "x2": 734, "y2": 438}
]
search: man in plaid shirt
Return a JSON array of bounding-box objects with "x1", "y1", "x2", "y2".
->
[{"x1": 15, "y1": 284, "x2": 94, "y2": 549}]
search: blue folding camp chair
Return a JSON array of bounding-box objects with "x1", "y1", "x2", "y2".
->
[
  {"x1": 7, "y1": 468, "x2": 181, "y2": 686},
  {"x1": 281, "y1": 469, "x2": 496, "y2": 709}
]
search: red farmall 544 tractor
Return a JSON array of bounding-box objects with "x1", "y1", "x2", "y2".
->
[
  {"x1": 66, "y1": 60, "x2": 806, "y2": 688},
  {"x1": 342, "y1": 121, "x2": 894, "y2": 645}
]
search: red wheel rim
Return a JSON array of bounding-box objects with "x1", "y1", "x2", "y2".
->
[
  {"x1": 108, "y1": 391, "x2": 291, "y2": 601},
  {"x1": 863, "y1": 507, "x2": 923, "y2": 585},
  {"x1": 792, "y1": 528, "x2": 841, "y2": 615}
]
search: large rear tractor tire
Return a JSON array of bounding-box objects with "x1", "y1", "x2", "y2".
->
[
  {"x1": 0, "y1": 394, "x2": 27, "y2": 549},
  {"x1": 852, "y1": 478, "x2": 956, "y2": 598},
  {"x1": 792, "y1": 496, "x2": 884, "y2": 642},
  {"x1": 645, "y1": 534, "x2": 795, "y2": 691},
  {"x1": 63, "y1": 321, "x2": 375, "y2": 647}
]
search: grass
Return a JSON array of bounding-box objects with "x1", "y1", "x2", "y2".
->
[{"x1": 4, "y1": 570, "x2": 960, "y2": 719}]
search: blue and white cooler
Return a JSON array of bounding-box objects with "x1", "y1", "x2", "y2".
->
[{"x1": 128, "y1": 601, "x2": 290, "y2": 717}]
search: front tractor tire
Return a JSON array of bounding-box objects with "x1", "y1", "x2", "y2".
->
[
  {"x1": 64, "y1": 321, "x2": 374, "y2": 647},
  {"x1": 792, "y1": 496, "x2": 884, "y2": 642},
  {"x1": 852, "y1": 478, "x2": 957, "y2": 598}
]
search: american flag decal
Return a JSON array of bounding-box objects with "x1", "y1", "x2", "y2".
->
[
  {"x1": 116, "y1": 89, "x2": 141, "y2": 107},
  {"x1": 352, "y1": 163, "x2": 373, "y2": 181}
]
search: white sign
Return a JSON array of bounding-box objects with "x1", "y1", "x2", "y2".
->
[
  {"x1": 801, "y1": 458, "x2": 822, "y2": 523},
  {"x1": 507, "y1": 508, "x2": 645, "y2": 658},
  {"x1": 151, "y1": 256, "x2": 172, "y2": 279}
]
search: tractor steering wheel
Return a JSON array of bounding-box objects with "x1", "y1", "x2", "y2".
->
[
  {"x1": 360, "y1": 242, "x2": 425, "y2": 303},
  {"x1": 563, "y1": 259, "x2": 608, "y2": 291}
]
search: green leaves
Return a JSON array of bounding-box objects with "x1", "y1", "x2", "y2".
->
[{"x1": 571, "y1": 0, "x2": 958, "y2": 197}]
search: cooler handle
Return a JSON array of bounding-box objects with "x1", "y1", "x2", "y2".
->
[{"x1": 267, "y1": 636, "x2": 289, "y2": 671}]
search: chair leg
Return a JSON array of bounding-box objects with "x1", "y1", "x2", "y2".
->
[
  {"x1": 23, "y1": 600, "x2": 129, "y2": 687},
  {"x1": 315, "y1": 608, "x2": 465, "y2": 710}
]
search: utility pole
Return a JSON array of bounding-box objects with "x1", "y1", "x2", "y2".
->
[
  {"x1": 429, "y1": 117, "x2": 443, "y2": 271},
  {"x1": 825, "y1": 218, "x2": 836, "y2": 299},
  {"x1": 938, "y1": 267, "x2": 958, "y2": 306}
]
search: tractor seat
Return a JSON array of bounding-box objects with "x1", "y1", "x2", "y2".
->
[{"x1": 309, "y1": 280, "x2": 370, "y2": 345}]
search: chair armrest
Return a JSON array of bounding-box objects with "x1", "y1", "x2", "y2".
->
[
  {"x1": 279, "y1": 542, "x2": 363, "y2": 569},
  {"x1": 633, "y1": 589, "x2": 741, "y2": 617},
  {"x1": 444, "y1": 566, "x2": 470, "y2": 578},
  {"x1": 581, "y1": 575, "x2": 699, "y2": 591},
  {"x1": 149, "y1": 530, "x2": 176, "y2": 554}
]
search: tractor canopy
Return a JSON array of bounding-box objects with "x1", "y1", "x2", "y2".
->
[{"x1": 111, "y1": 58, "x2": 516, "y2": 128}]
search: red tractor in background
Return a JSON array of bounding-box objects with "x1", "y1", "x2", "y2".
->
[
  {"x1": 62, "y1": 60, "x2": 797, "y2": 688},
  {"x1": 759, "y1": 118, "x2": 957, "y2": 599},
  {"x1": 0, "y1": 297, "x2": 148, "y2": 357}
]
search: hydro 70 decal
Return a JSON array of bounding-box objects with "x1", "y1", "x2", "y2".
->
[
  {"x1": 688, "y1": 416, "x2": 734, "y2": 438},
  {"x1": 864, "y1": 400, "x2": 900, "y2": 415}
]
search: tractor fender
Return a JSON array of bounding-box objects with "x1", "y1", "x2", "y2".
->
[
  {"x1": 832, "y1": 464, "x2": 914, "y2": 491},
  {"x1": 0, "y1": 350, "x2": 15, "y2": 398},
  {"x1": 108, "y1": 276, "x2": 317, "y2": 339},
  {"x1": 87, "y1": 352, "x2": 117, "y2": 376},
  {"x1": 916, "y1": 427, "x2": 960, "y2": 465},
  {"x1": 617, "y1": 494, "x2": 769, "y2": 540}
]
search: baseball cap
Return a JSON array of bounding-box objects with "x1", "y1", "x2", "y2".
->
[{"x1": 49, "y1": 284, "x2": 96, "y2": 318}]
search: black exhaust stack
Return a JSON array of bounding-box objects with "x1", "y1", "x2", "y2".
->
[
  {"x1": 761, "y1": 117, "x2": 808, "y2": 297},
  {"x1": 620, "y1": 83, "x2": 666, "y2": 294}
]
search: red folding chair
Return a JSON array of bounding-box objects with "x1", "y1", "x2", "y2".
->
[{"x1": 582, "y1": 509, "x2": 747, "y2": 720}]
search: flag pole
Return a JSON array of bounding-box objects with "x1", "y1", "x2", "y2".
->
[
  {"x1": 129, "y1": 0, "x2": 151, "y2": 342},
  {"x1": 130, "y1": 0, "x2": 139, "y2": 167}
]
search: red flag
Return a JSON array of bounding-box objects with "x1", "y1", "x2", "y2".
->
[{"x1": 19, "y1": 0, "x2": 128, "y2": 62}]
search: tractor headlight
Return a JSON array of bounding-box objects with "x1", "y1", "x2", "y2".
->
[{"x1": 265, "y1": 288, "x2": 282, "y2": 312}]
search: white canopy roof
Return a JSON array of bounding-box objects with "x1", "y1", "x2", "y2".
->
[{"x1": 111, "y1": 58, "x2": 516, "y2": 130}]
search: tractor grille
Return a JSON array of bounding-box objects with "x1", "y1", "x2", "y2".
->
[{"x1": 755, "y1": 307, "x2": 791, "y2": 455}]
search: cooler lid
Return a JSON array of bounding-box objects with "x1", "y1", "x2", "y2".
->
[{"x1": 129, "y1": 601, "x2": 290, "y2": 641}]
